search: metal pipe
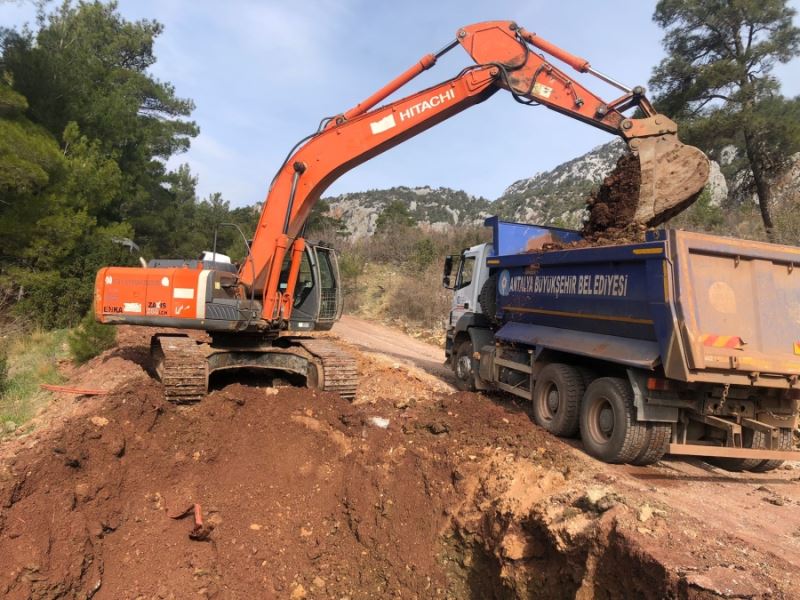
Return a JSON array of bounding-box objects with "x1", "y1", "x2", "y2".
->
[
  {"x1": 434, "y1": 39, "x2": 459, "y2": 58},
  {"x1": 587, "y1": 67, "x2": 632, "y2": 93},
  {"x1": 220, "y1": 222, "x2": 257, "y2": 308}
]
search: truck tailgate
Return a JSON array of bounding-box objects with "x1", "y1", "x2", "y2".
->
[{"x1": 671, "y1": 230, "x2": 800, "y2": 381}]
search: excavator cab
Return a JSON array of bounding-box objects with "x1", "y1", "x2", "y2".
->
[{"x1": 280, "y1": 242, "x2": 343, "y2": 332}]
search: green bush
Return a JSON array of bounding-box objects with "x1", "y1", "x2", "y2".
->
[
  {"x1": 13, "y1": 272, "x2": 89, "y2": 329},
  {"x1": 670, "y1": 188, "x2": 724, "y2": 231},
  {"x1": 68, "y1": 311, "x2": 117, "y2": 364},
  {"x1": 338, "y1": 250, "x2": 366, "y2": 282},
  {"x1": 410, "y1": 238, "x2": 437, "y2": 270}
]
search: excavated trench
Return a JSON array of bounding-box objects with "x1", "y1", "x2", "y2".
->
[
  {"x1": 439, "y1": 456, "x2": 683, "y2": 600},
  {"x1": 445, "y1": 515, "x2": 680, "y2": 599}
]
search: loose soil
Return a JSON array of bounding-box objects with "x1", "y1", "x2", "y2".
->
[
  {"x1": 2, "y1": 321, "x2": 800, "y2": 599},
  {"x1": 583, "y1": 153, "x2": 644, "y2": 240}
]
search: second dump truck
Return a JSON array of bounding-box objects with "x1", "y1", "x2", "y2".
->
[{"x1": 445, "y1": 218, "x2": 800, "y2": 470}]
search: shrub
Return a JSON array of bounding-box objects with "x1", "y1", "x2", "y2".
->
[
  {"x1": 338, "y1": 250, "x2": 366, "y2": 283},
  {"x1": 670, "y1": 188, "x2": 724, "y2": 231},
  {"x1": 386, "y1": 263, "x2": 452, "y2": 330},
  {"x1": 410, "y1": 237, "x2": 437, "y2": 270},
  {"x1": 68, "y1": 311, "x2": 117, "y2": 363}
]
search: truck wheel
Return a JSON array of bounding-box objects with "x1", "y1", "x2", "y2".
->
[
  {"x1": 532, "y1": 364, "x2": 584, "y2": 437},
  {"x1": 478, "y1": 275, "x2": 500, "y2": 325},
  {"x1": 576, "y1": 366, "x2": 597, "y2": 388},
  {"x1": 631, "y1": 423, "x2": 671, "y2": 466},
  {"x1": 453, "y1": 340, "x2": 476, "y2": 392},
  {"x1": 707, "y1": 428, "x2": 764, "y2": 472},
  {"x1": 580, "y1": 377, "x2": 647, "y2": 464},
  {"x1": 749, "y1": 428, "x2": 793, "y2": 472}
]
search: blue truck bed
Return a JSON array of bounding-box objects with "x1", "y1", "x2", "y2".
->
[{"x1": 485, "y1": 217, "x2": 800, "y2": 389}]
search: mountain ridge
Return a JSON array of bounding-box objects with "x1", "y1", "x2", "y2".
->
[{"x1": 320, "y1": 141, "x2": 735, "y2": 238}]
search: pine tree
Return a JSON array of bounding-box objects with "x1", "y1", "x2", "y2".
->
[
  {"x1": 649, "y1": 0, "x2": 800, "y2": 239},
  {"x1": 375, "y1": 200, "x2": 415, "y2": 234}
]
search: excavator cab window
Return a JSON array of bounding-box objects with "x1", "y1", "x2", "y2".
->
[
  {"x1": 294, "y1": 252, "x2": 315, "y2": 308},
  {"x1": 282, "y1": 243, "x2": 342, "y2": 331},
  {"x1": 278, "y1": 249, "x2": 314, "y2": 308},
  {"x1": 315, "y1": 247, "x2": 341, "y2": 322}
]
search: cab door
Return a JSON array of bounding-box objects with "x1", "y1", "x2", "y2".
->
[
  {"x1": 450, "y1": 250, "x2": 478, "y2": 327},
  {"x1": 283, "y1": 243, "x2": 342, "y2": 331},
  {"x1": 313, "y1": 245, "x2": 342, "y2": 329}
]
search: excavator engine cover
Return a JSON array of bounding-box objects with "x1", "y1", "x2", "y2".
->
[{"x1": 631, "y1": 133, "x2": 710, "y2": 227}]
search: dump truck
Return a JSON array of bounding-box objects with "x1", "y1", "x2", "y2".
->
[{"x1": 444, "y1": 217, "x2": 800, "y2": 470}]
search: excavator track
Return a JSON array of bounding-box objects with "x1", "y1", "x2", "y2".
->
[
  {"x1": 151, "y1": 335, "x2": 208, "y2": 404},
  {"x1": 295, "y1": 338, "x2": 358, "y2": 401}
]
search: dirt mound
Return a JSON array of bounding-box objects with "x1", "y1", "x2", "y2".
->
[
  {"x1": 2, "y1": 326, "x2": 799, "y2": 598},
  {"x1": 1, "y1": 378, "x2": 460, "y2": 598},
  {"x1": 583, "y1": 152, "x2": 644, "y2": 239}
]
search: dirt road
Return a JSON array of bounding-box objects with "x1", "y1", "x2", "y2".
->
[
  {"x1": 1, "y1": 322, "x2": 800, "y2": 598},
  {"x1": 333, "y1": 315, "x2": 452, "y2": 382}
]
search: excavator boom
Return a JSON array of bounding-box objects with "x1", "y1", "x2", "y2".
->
[{"x1": 239, "y1": 20, "x2": 708, "y2": 324}]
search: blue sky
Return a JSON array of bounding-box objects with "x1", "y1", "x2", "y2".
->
[{"x1": 2, "y1": 0, "x2": 799, "y2": 207}]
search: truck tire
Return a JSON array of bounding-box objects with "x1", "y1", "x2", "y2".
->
[
  {"x1": 478, "y1": 275, "x2": 500, "y2": 325},
  {"x1": 749, "y1": 428, "x2": 793, "y2": 472},
  {"x1": 453, "y1": 339, "x2": 476, "y2": 392},
  {"x1": 707, "y1": 427, "x2": 774, "y2": 472},
  {"x1": 580, "y1": 377, "x2": 647, "y2": 464},
  {"x1": 576, "y1": 366, "x2": 597, "y2": 388},
  {"x1": 532, "y1": 363, "x2": 584, "y2": 437},
  {"x1": 630, "y1": 423, "x2": 671, "y2": 466},
  {"x1": 708, "y1": 453, "x2": 759, "y2": 472}
]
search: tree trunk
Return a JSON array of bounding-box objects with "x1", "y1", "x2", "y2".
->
[{"x1": 743, "y1": 128, "x2": 775, "y2": 242}]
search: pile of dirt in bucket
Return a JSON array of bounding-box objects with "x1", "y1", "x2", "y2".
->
[{"x1": 583, "y1": 152, "x2": 645, "y2": 240}]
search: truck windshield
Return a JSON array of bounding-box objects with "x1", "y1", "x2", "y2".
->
[{"x1": 456, "y1": 256, "x2": 475, "y2": 289}]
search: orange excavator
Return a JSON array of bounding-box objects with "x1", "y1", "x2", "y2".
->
[{"x1": 95, "y1": 21, "x2": 709, "y2": 402}]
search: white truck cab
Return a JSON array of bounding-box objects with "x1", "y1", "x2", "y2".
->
[
  {"x1": 443, "y1": 243, "x2": 494, "y2": 389},
  {"x1": 445, "y1": 243, "x2": 492, "y2": 326}
]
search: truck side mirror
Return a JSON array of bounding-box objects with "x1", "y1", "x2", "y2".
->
[{"x1": 442, "y1": 255, "x2": 456, "y2": 289}]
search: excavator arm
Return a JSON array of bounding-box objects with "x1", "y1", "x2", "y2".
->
[{"x1": 241, "y1": 20, "x2": 709, "y2": 326}]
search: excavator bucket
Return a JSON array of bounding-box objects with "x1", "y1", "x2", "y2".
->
[{"x1": 631, "y1": 133, "x2": 710, "y2": 227}]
